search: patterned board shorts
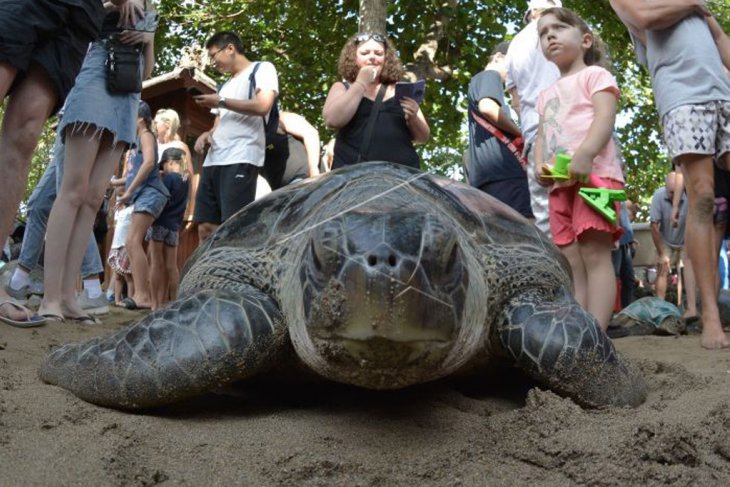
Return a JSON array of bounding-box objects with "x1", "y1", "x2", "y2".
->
[
  {"x1": 145, "y1": 225, "x2": 179, "y2": 247},
  {"x1": 662, "y1": 101, "x2": 730, "y2": 161}
]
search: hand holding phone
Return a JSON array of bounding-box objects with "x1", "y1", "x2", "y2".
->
[{"x1": 187, "y1": 87, "x2": 204, "y2": 97}]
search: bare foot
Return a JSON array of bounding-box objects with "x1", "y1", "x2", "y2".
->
[
  {"x1": 701, "y1": 325, "x2": 730, "y2": 350},
  {"x1": 0, "y1": 300, "x2": 32, "y2": 321},
  {"x1": 60, "y1": 299, "x2": 88, "y2": 320}
]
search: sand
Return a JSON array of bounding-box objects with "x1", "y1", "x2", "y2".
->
[{"x1": 1, "y1": 308, "x2": 729, "y2": 486}]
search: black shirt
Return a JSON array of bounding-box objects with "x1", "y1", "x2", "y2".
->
[
  {"x1": 56, "y1": 0, "x2": 105, "y2": 39},
  {"x1": 261, "y1": 134, "x2": 308, "y2": 190},
  {"x1": 155, "y1": 173, "x2": 189, "y2": 232},
  {"x1": 333, "y1": 88, "x2": 420, "y2": 169},
  {"x1": 466, "y1": 70, "x2": 525, "y2": 186}
]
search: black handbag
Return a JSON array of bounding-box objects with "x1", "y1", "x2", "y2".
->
[{"x1": 105, "y1": 35, "x2": 143, "y2": 93}]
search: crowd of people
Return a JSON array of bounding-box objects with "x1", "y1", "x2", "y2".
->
[
  {"x1": 466, "y1": 0, "x2": 730, "y2": 349},
  {"x1": 0, "y1": 0, "x2": 729, "y2": 350}
]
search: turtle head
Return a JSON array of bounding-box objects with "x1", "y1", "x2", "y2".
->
[{"x1": 291, "y1": 209, "x2": 474, "y2": 388}]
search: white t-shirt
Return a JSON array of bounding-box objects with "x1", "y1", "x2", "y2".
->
[
  {"x1": 505, "y1": 21, "x2": 560, "y2": 144},
  {"x1": 204, "y1": 61, "x2": 279, "y2": 168}
]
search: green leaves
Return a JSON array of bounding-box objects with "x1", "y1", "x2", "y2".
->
[{"x1": 15, "y1": 0, "x2": 730, "y2": 215}]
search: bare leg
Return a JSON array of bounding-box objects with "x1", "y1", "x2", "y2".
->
[
  {"x1": 681, "y1": 255, "x2": 698, "y2": 318},
  {"x1": 559, "y1": 241, "x2": 587, "y2": 308},
  {"x1": 113, "y1": 272, "x2": 124, "y2": 305},
  {"x1": 148, "y1": 239, "x2": 166, "y2": 310},
  {"x1": 578, "y1": 230, "x2": 616, "y2": 331},
  {"x1": 165, "y1": 244, "x2": 180, "y2": 302},
  {"x1": 0, "y1": 66, "x2": 56, "y2": 321},
  {"x1": 655, "y1": 258, "x2": 669, "y2": 300},
  {"x1": 679, "y1": 155, "x2": 730, "y2": 349},
  {"x1": 40, "y1": 129, "x2": 123, "y2": 319},
  {"x1": 125, "y1": 274, "x2": 135, "y2": 302},
  {"x1": 197, "y1": 222, "x2": 218, "y2": 242},
  {"x1": 0, "y1": 61, "x2": 19, "y2": 99},
  {"x1": 714, "y1": 221, "x2": 727, "y2": 294},
  {"x1": 125, "y1": 212, "x2": 155, "y2": 309}
]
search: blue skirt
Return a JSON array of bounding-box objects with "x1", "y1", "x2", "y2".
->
[{"x1": 60, "y1": 41, "x2": 139, "y2": 147}]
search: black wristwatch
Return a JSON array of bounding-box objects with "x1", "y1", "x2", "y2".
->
[{"x1": 218, "y1": 97, "x2": 227, "y2": 109}]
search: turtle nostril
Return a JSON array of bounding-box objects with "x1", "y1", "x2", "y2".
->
[
  {"x1": 367, "y1": 255, "x2": 377, "y2": 266},
  {"x1": 388, "y1": 255, "x2": 397, "y2": 267}
]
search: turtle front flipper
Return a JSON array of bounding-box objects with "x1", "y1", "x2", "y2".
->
[
  {"x1": 40, "y1": 287, "x2": 287, "y2": 409},
  {"x1": 496, "y1": 289, "x2": 647, "y2": 408}
]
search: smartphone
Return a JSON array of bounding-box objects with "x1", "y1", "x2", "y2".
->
[{"x1": 187, "y1": 87, "x2": 204, "y2": 97}]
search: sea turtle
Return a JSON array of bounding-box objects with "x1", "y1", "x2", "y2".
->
[{"x1": 40, "y1": 162, "x2": 646, "y2": 409}]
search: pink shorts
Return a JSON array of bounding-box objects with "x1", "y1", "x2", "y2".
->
[{"x1": 549, "y1": 177, "x2": 624, "y2": 247}]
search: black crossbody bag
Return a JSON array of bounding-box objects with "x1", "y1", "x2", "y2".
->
[
  {"x1": 104, "y1": 7, "x2": 159, "y2": 93},
  {"x1": 105, "y1": 34, "x2": 143, "y2": 93}
]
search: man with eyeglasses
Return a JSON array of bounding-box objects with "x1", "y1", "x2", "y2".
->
[{"x1": 192, "y1": 31, "x2": 279, "y2": 242}]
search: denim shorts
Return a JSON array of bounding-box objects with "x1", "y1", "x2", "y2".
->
[
  {"x1": 59, "y1": 41, "x2": 139, "y2": 147},
  {"x1": 145, "y1": 225, "x2": 179, "y2": 247},
  {"x1": 132, "y1": 186, "x2": 169, "y2": 220}
]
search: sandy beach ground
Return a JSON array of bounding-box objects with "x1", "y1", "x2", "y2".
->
[{"x1": 1, "y1": 307, "x2": 729, "y2": 486}]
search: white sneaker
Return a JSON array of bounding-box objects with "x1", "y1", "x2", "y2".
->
[
  {"x1": 78, "y1": 289, "x2": 110, "y2": 316},
  {"x1": 4, "y1": 283, "x2": 29, "y2": 301}
]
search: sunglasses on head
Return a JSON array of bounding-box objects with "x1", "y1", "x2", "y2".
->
[{"x1": 354, "y1": 32, "x2": 386, "y2": 44}]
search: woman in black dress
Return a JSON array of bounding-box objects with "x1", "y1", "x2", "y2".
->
[{"x1": 323, "y1": 33, "x2": 430, "y2": 169}]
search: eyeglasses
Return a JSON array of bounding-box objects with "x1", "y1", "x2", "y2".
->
[
  {"x1": 354, "y1": 32, "x2": 386, "y2": 44},
  {"x1": 208, "y1": 45, "x2": 229, "y2": 61}
]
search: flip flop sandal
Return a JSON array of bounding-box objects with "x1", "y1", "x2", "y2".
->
[
  {"x1": 40, "y1": 313, "x2": 65, "y2": 324},
  {"x1": 0, "y1": 299, "x2": 46, "y2": 328},
  {"x1": 120, "y1": 297, "x2": 150, "y2": 311}
]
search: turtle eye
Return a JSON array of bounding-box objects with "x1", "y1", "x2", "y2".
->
[
  {"x1": 309, "y1": 222, "x2": 344, "y2": 277},
  {"x1": 444, "y1": 240, "x2": 459, "y2": 275},
  {"x1": 310, "y1": 240, "x2": 323, "y2": 272}
]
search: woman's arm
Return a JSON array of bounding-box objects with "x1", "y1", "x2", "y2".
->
[
  {"x1": 400, "y1": 98, "x2": 430, "y2": 144},
  {"x1": 279, "y1": 112, "x2": 321, "y2": 177},
  {"x1": 119, "y1": 131, "x2": 157, "y2": 204},
  {"x1": 609, "y1": 0, "x2": 708, "y2": 31},
  {"x1": 322, "y1": 81, "x2": 367, "y2": 129},
  {"x1": 323, "y1": 65, "x2": 382, "y2": 129},
  {"x1": 142, "y1": 35, "x2": 154, "y2": 80}
]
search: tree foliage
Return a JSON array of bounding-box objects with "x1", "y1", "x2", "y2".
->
[{"x1": 13, "y1": 0, "x2": 730, "y2": 219}]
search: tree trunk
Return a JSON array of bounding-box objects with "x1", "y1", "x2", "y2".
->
[
  {"x1": 404, "y1": 0, "x2": 457, "y2": 81},
  {"x1": 359, "y1": 0, "x2": 387, "y2": 35}
]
